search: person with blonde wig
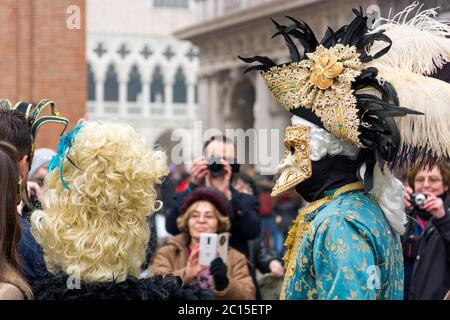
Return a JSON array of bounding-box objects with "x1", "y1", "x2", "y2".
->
[{"x1": 30, "y1": 121, "x2": 213, "y2": 300}]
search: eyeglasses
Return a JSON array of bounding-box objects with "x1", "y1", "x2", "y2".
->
[
  {"x1": 414, "y1": 176, "x2": 443, "y2": 184},
  {"x1": 189, "y1": 212, "x2": 216, "y2": 221}
]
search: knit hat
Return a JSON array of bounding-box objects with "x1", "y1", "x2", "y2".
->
[
  {"x1": 180, "y1": 187, "x2": 232, "y2": 217},
  {"x1": 28, "y1": 148, "x2": 56, "y2": 179}
]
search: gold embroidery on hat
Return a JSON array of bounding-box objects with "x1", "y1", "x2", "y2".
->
[
  {"x1": 262, "y1": 44, "x2": 363, "y2": 146},
  {"x1": 310, "y1": 54, "x2": 343, "y2": 90}
]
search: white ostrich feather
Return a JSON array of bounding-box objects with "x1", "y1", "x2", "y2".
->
[
  {"x1": 366, "y1": 2, "x2": 450, "y2": 164},
  {"x1": 369, "y1": 1, "x2": 450, "y2": 76}
]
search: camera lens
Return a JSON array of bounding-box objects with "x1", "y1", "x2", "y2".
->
[
  {"x1": 411, "y1": 193, "x2": 427, "y2": 207},
  {"x1": 207, "y1": 156, "x2": 224, "y2": 177}
]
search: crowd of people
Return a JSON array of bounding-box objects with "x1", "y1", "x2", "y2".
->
[
  {"x1": 1, "y1": 3, "x2": 450, "y2": 301},
  {"x1": 0, "y1": 104, "x2": 448, "y2": 300}
]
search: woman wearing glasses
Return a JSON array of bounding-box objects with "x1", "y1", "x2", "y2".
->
[{"x1": 402, "y1": 164, "x2": 450, "y2": 300}]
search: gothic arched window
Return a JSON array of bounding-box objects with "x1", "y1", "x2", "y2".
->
[
  {"x1": 194, "y1": 84, "x2": 198, "y2": 104},
  {"x1": 150, "y1": 66, "x2": 165, "y2": 103},
  {"x1": 87, "y1": 63, "x2": 96, "y2": 101},
  {"x1": 104, "y1": 64, "x2": 119, "y2": 101},
  {"x1": 173, "y1": 67, "x2": 187, "y2": 103},
  {"x1": 127, "y1": 65, "x2": 142, "y2": 102}
]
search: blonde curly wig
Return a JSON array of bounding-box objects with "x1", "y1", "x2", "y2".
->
[{"x1": 31, "y1": 121, "x2": 168, "y2": 283}]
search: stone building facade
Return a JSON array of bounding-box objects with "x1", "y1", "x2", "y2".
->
[
  {"x1": 0, "y1": 0, "x2": 86, "y2": 149},
  {"x1": 175, "y1": 0, "x2": 450, "y2": 173},
  {"x1": 86, "y1": 0, "x2": 200, "y2": 159}
]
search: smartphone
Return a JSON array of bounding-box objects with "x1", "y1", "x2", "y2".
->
[
  {"x1": 444, "y1": 290, "x2": 450, "y2": 300},
  {"x1": 216, "y1": 232, "x2": 229, "y2": 264},
  {"x1": 199, "y1": 233, "x2": 217, "y2": 266}
]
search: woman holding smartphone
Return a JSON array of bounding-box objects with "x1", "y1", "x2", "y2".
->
[{"x1": 151, "y1": 187, "x2": 255, "y2": 300}]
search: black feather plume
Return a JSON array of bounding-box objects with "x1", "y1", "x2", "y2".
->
[
  {"x1": 285, "y1": 15, "x2": 318, "y2": 53},
  {"x1": 238, "y1": 55, "x2": 276, "y2": 73},
  {"x1": 353, "y1": 68, "x2": 399, "y2": 105},
  {"x1": 270, "y1": 18, "x2": 301, "y2": 62}
]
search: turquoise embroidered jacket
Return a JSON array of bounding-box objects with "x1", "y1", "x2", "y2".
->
[{"x1": 283, "y1": 190, "x2": 404, "y2": 300}]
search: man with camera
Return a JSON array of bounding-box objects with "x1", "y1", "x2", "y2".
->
[
  {"x1": 165, "y1": 136, "x2": 261, "y2": 258},
  {"x1": 402, "y1": 164, "x2": 450, "y2": 300}
]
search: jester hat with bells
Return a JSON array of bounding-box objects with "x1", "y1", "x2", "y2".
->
[
  {"x1": 0, "y1": 98, "x2": 69, "y2": 208},
  {"x1": 240, "y1": 4, "x2": 450, "y2": 235}
]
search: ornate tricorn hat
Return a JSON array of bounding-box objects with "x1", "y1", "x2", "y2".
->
[
  {"x1": 0, "y1": 98, "x2": 69, "y2": 161},
  {"x1": 0, "y1": 98, "x2": 69, "y2": 206},
  {"x1": 239, "y1": 5, "x2": 450, "y2": 171}
]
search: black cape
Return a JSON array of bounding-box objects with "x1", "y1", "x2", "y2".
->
[{"x1": 32, "y1": 273, "x2": 214, "y2": 300}]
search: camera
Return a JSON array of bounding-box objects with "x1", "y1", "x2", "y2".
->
[
  {"x1": 206, "y1": 156, "x2": 240, "y2": 177},
  {"x1": 207, "y1": 156, "x2": 224, "y2": 177},
  {"x1": 410, "y1": 193, "x2": 427, "y2": 208}
]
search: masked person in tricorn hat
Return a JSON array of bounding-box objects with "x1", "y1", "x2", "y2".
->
[{"x1": 240, "y1": 2, "x2": 450, "y2": 300}]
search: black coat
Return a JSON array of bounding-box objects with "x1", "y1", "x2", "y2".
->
[
  {"x1": 247, "y1": 235, "x2": 280, "y2": 300},
  {"x1": 165, "y1": 186, "x2": 261, "y2": 258},
  {"x1": 247, "y1": 235, "x2": 278, "y2": 274},
  {"x1": 408, "y1": 197, "x2": 450, "y2": 300},
  {"x1": 18, "y1": 214, "x2": 49, "y2": 283}
]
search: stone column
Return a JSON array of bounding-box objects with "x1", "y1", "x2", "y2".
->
[
  {"x1": 253, "y1": 74, "x2": 272, "y2": 130},
  {"x1": 164, "y1": 71, "x2": 174, "y2": 117},
  {"x1": 198, "y1": 74, "x2": 210, "y2": 127},
  {"x1": 186, "y1": 70, "x2": 197, "y2": 119},
  {"x1": 208, "y1": 74, "x2": 220, "y2": 130},
  {"x1": 141, "y1": 74, "x2": 151, "y2": 117},
  {"x1": 253, "y1": 73, "x2": 279, "y2": 175},
  {"x1": 118, "y1": 73, "x2": 128, "y2": 117},
  {"x1": 205, "y1": 0, "x2": 215, "y2": 20},
  {"x1": 217, "y1": 0, "x2": 225, "y2": 17},
  {"x1": 95, "y1": 74, "x2": 104, "y2": 116}
]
